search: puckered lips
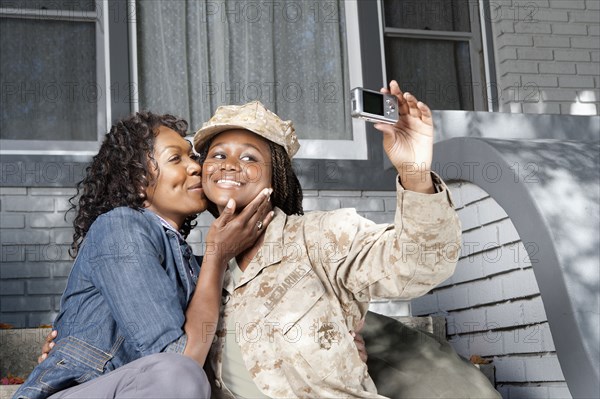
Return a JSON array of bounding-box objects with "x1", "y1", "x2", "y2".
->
[{"x1": 187, "y1": 181, "x2": 204, "y2": 193}]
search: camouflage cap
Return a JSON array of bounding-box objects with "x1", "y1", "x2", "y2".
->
[{"x1": 193, "y1": 101, "x2": 300, "y2": 158}]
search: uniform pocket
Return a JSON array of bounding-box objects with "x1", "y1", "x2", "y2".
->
[
  {"x1": 266, "y1": 269, "x2": 358, "y2": 381},
  {"x1": 266, "y1": 269, "x2": 325, "y2": 333}
]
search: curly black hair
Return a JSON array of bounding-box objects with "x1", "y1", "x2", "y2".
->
[
  {"x1": 197, "y1": 134, "x2": 303, "y2": 217},
  {"x1": 68, "y1": 111, "x2": 196, "y2": 257}
]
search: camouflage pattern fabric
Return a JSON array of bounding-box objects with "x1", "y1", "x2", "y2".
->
[{"x1": 206, "y1": 175, "x2": 461, "y2": 398}]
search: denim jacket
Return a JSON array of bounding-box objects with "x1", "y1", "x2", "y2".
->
[{"x1": 14, "y1": 207, "x2": 201, "y2": 399}]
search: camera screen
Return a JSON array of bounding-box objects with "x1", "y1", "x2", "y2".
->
[{"x1": 363, "y1": 91, "x2": 384, "y2": 115}]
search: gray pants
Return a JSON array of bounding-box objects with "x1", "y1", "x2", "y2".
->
[{"x1": 48, "y1": 353, "x2": 210, "y2": 399}]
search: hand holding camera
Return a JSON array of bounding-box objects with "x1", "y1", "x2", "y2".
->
[
  {"x1": 351, "y1": 81, "x2": 435, "y2": 194},
  {"x1": 351, "y1": 87, "x2": 399, "y2": 124}
]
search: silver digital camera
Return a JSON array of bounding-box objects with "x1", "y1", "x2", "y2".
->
[{"x1": 350, "y1": 87, "x2": 399, "y2": 124}]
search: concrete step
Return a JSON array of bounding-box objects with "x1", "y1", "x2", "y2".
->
[
  {"x1": 1, "y1": 385, "x2": 18, "y2": 399},
  {"x1": 1, "y1": 328, "x2": 52, "y2": 399},
  {"x1": 1, "y1": 328, "x2": 52, "y2": 379}
]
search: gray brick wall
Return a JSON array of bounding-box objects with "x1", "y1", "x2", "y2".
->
[
  {"x1": 0, "y1": 187, "x2": 74, "y2": 327},
  {"x1": 491, "y1": 0, "x2": 599, "y2": 115},
  {"x1": 412, "y1": 181, "x2": 571, "y2": 399}
]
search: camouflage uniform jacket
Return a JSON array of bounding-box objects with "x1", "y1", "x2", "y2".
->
[{"x1": 207, "y1": 176, "x2": 461, "y2": 398}]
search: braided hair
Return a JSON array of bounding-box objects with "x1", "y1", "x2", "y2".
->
[
  {"x1": 267, "y1": 141, "x2": 303, "y2": 216},
  {"x1": 197, "y1": 132, "x2": 304, "y2": 217},
  {"x1": 68, "y1": 111, "x2": 196, "y2": 256}
]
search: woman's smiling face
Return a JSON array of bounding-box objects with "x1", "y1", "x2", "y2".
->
[{"x1": 202, "y1": 129, "x2": 273, "y2": 214}]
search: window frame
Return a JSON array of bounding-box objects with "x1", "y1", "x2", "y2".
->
[
  {"x1": 292, "y1": 0, "x2": 399, "y2": 191},
  {"x1": 0, "y1": 0, "x2": 133, "y2": 187},
  {"x1": 293, "y1": 0, "x2": 368, "y2": 161},
  {"x1": 0, "y1": 1, "x2": 106, "y2": 154},
  {"x1": 129, "y1": 0, "x2": 370, "y2": 162},
  {"x1": 127, "y1": 0, "x2": 398, "y2": 190},
  {"x1": 380, "y1": 0, "x2": 492, "y2": 112}
]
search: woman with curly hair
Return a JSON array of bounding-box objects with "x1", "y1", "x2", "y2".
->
[{"x1": 14, "y1": 111, "x2": 273, "y2": 399}]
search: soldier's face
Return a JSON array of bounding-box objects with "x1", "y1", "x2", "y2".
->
[{"x1": 202, "y1": 129, "x2": 273, "y2": 214}]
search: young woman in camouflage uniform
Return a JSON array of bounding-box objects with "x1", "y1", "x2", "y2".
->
[{"x1": 193, "y1": 81, "x2": 498, "y2": 398}]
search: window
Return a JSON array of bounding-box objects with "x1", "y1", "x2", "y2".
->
[
  {"x1": 0, "y1": 0, "x2": 133, "y2": 156},
  {"x1": 381, "y1": 0, "x2": 491, "y2": 111},
  {"x1": 133, "y1": 0, "x2": 369, "y2": 161},
  {"x1": 130, "y1": 0, "x2": 402, "y2": 190},
  {"x1": 0, "y1": 0, "x2": 133, "y2": 188},
  {"x1": 0, "y1": 0, "x2": 103, "y2": 154}
]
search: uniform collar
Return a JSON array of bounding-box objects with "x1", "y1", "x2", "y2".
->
[{"x1": 225, "y1": 207, "x2": 288, "y2": 292}]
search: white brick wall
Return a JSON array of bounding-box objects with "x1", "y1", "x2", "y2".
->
[
  {"x1": 412, "y1": 181, "x2": 571, "y2": 398},
  {"x1": 491, "y1": 0, "x2": 599, "y2": 115}
]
